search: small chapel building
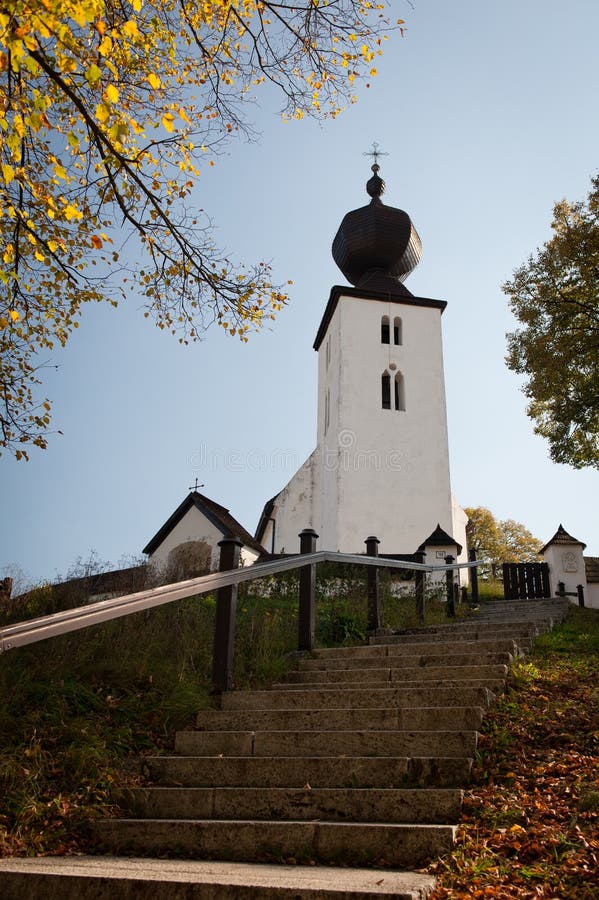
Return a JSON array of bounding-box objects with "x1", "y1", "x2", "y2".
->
[{"x1": 256, "y1": 160, "x2": 468, "y2": 567}]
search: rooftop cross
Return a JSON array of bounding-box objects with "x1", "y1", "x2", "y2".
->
[
  {"x1": 363, "y1": 142, "x2": 389, "y2": 170},
  {"x1": 188, "y1": 478, "x2": 205, "y2": 492}
]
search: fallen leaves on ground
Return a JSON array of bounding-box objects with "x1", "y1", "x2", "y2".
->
[{"x1": 429, "y1": 653, "x2": 598, "y2": 899}]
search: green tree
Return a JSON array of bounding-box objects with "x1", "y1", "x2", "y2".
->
[
  {"x1": 504, "y1": 175, "x2": 599, "y2": 469},
  {"x1": 0, "y1": 1, "x2": 404, "y2": 458},
  {"x1": 465, "y1": 506, "x2": 542, "y2": 578}
]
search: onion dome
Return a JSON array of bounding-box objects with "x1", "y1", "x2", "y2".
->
[{"x1": 332, "y1": 163, "x2": 422, "y2": 295}]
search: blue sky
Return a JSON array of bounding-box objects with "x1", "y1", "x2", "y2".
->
[{"x1": 2, "y1": 0, "x2": 598, "y2": 585}]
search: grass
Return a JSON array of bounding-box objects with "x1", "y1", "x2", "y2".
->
[
  {"x1": 0, "y1": 562, "x2": 455, "y2": 857},
  {"x1": 428, "y1": 604, "x2": 599, "y2": 900}
]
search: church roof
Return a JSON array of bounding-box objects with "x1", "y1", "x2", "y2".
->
[
  {"x1": 418, "y1": 523, "x2": 463, "y2": 555},
  {"x1": 143, "y1": 491, "x2": 268, "y2": 558},
  {"x1": 585, "y1": 557, "x2": 599, "y2": 583},
  {"x1": 255, "y1": 493, "x2": 279, "y2": 546},
  {"x1": 540, "y1": 524, "x2": 586, "y2": 554},
  {"x1": 331, "y1": 160, "x2": 422, "y2": 290}
]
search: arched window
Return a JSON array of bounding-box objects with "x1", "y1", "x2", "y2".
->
[
  {"x1": 324, "y1": 388, "x2": 330, "y2": 433},
  {"x1": 393, "y1": 316, "x2": 402, "y2": 346},
  {"x1": 381, "y1": 370, "x2": 391, "y2": 409},
  {"x1": 394, "y1": 371, "x2": 405, "y2": 411},
  {"x1": 381, "y1": 315, "x2": 390, "y2": 344}
]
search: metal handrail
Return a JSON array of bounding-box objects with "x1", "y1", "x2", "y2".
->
[{"x1": 0, "y1": 550, "x2": 480, "y2": 654}]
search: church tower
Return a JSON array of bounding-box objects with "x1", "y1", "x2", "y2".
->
[{"x1": 256, "y1": 159, "x2": 465, "y2": 559}]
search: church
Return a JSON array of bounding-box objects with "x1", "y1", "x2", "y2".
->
[
  {"x1": 145, "y1": 156, "x2": 468, "y2": 577},
  {"x1": 254, "y1": 158, "x2": 467, "y2": 566}
]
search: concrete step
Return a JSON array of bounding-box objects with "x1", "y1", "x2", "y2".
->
[
  {"x1": 298, "y1": 651, "x2": 513, "y2": 671},
  {"x1": 174, "y1": 729, "x2": 478, "y2": 759},
  {"x1": 268, "y1": 680, "x2": 501, "y2": 695},
  {"x1": 122, "y1": 786, "x2": 463, "y2": 824},
  {"x1": 384, "y1": 622, "x2": 540, "y2": 636},
  {"x1": 0, "y1": 857, "x2": 437, "y2": 899},
  {"x1": 194, "y1": 706, "x2": 485, "y2": 732},
  {"x1": 373, "y1": 632, "x2": 532, "y2": 648},
  {"x1": 140, "y1": 755, "x2": 473, "y2": 788},
  {"x1": 284, "y1": 664, "x2": 508, "y2": 684},
  {"x1": 220, "y1": 685, "x2": 496, "y2": 710},
  {"x1": 95, "y1": 819, "x2": 457, "y2": 868},
  {"x1": 309, "y1": 638, "x2": 526, "y2": 658}
]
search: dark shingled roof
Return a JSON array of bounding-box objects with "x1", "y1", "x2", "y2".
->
[
  {"x1": 541, "y1": 524, "x2": 587, "y2": 554},
  {"x1": 418, "y1": 523, "x2": 463, "y2": 555},
  {"x1": 254, "y1": 494, "x2": 280, "y2": 547},
  {"x1": 585, "y1": 557, "x2": 599, "y2": 584},
  {"x1": 143, "y1": 492, "x2": 268, "y2": 558}
]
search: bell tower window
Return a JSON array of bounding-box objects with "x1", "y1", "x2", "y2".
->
[
  {"x1": 381, "y1": 371, "x2": 391, "y2": 409},
  {"x1": 381, "y1": 316, "x2": 390, "y2": 344},
  {"x1": 393, "y1": 317, "x2": 402, "y2": 346}
]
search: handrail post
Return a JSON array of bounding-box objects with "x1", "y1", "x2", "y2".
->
[
  {"x1": 469, "y1": 547, "x2": 479, "y2": 607},
  {"x1": 445, "y1": 555, "x2": 456, "y2": 618},
  {"x1": 365, "y1": 536, "x2": 381, "y2": 633},
  {"x1": 577, "y1": 584, "x2": 585, "y2": 608},
  {"x1": 414, "y1": 550, "x2": 426, "y2": 624},
  {"x1": 211, "y1": 537, "x2": 243, "y2": 694},
  {"x1": 298, "y1": 529, "x2": 318, "y2": 651}
]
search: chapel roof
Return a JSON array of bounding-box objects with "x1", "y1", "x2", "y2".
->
[
  {"x1": 143, "y1": 491, "x2": 268, "y2": 558},
  {"x1": 540, "y1": 524, "x2": 587, "y2": 554},
  {"x1": 418, "y1": 523, "x2": 463, "y2": 555}
]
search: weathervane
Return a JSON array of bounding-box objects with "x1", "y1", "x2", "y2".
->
[
  {"x1": 188, "y1": 478, "x2": 205, "y2": 492},
  {"x1": 363, "y1": 142, "x2": 389, "y2": 169}
]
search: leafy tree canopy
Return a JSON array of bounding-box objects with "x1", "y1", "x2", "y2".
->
[
  {"x1": 465, "y1": 506, "x2": 542, "y2": 577},
  {"x1": 504, "y1": 175, "x2": 599, "y2": 469},
  {"x1": 0, "y1": 0, "x2": 404, "y2": 458}
]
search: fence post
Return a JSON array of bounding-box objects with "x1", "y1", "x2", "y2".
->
[
  {"x1": 365, "y1": 536, "x2": 381, "y2": 633},
  {"x1": 469, "y1": 547, "x2": 479, "y2": 607},
  {"x1": 445, "y1": 555, "x2": 456, "y2": 618},
  {"x1": 298, "y1": 529, "x2": 318, "y2": 652},
  {"x1": 414, "y1": 550, "x2": 426, "y2": 624},
  {"x1": 461, "y1": 585, "x2": 468, "y2": 606},
  {"x1": 577, "y1": 584, "x2": 585, "y2": 608},
  {"x1": 212, "y1": 537, "x2": 244, "y2": 695}
]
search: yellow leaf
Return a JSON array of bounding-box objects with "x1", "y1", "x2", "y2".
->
[
  {"x1": 161, "y1": 113, "x2": 175, "y2": 132},
  {"x1": 95, "y1": 103, "x2": 111, "y2": 124},
  {"x1": 9, "y1": 309, "x2": 20, "y2": 321},
  {"x1": 104, "y1": 84, "x2": 119, "y2": 104},
  {"x1": 64, "y1": 203, "x2": 83, "y2": 221},
  {"x1": 85, "y1": 63, "x2": 102, "y2": 85},
  {"x1": 122, "y1": 20, "x2": 139, "y2": 39},
  {"x1": 1, "y1": 163, "x2": 15, "y2": 185},
  {"x1": 147, "y1": 72, "x2": 161, "y2": 90}
]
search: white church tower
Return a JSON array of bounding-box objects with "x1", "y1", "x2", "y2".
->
[{"x1": 256, "y1": 158, "x2": 466, "y2": 561}]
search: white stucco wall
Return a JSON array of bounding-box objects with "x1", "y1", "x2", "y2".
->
[
  {"x1": 264, "y1": 451, "x2": 320, "y2": 555},
  {"x1": 543, "y1": 543, "x2": 587, "y2": 604},
  {"x1": 263, "y1": 289, "x2": 461, "y2": 563},
  {"x1": 586, "y1": 583, "x2": 599, "y2": 609},
  {"x1": 452, "y1": 496, "x2": 469, "y2": 587},
  {"x1": 317, "y1": 294, "x2": 454, "y2": 555},
  {"x1": 148, "y1": 506, "x2": 258, "y2": 573}
]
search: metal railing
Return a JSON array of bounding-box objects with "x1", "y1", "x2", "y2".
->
[{"x1": 0, "y1": 531, "x2": 481, "y2": 692}]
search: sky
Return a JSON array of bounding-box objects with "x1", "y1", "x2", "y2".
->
[{"x1": 2, "y1": 0, "x2": 598, "y2": 587}]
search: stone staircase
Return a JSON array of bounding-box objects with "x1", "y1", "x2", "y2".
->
[{"x1": 0, "y1": 597, "x2": 569, "y2": 899}]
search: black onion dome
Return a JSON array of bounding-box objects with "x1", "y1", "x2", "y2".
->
[{"x1": 332, "y1": 163, "x2": 422, "y2": 294}]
